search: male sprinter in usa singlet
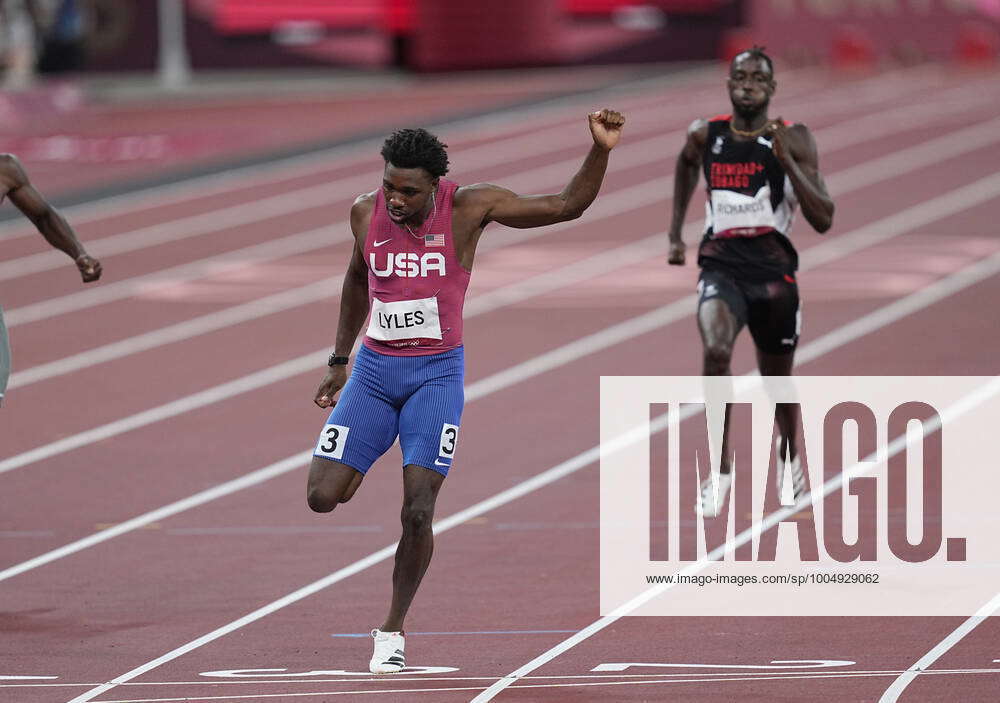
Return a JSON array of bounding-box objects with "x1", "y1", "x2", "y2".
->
[
  {"x1": 666, "y1": 47, "x2": 834, "y2": 517},
  {"x1": 308, "y1": 110, "x2": 625, "y2": 673}
]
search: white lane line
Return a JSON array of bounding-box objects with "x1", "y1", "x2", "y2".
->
[
  {"x1": 5, "y1": 175, "x2": 682, "y2": 389},
  {"x1": 4, "y1": 163, "x2": 1000, "y2": 479},
  {"x1": 0, "y1": 675, "x2": 58, "y2": 680},
  {"x1": 80, "y1": 668, "x2": 1000, "y2": 703},
  {"x1": 61, "y1": 251, "x2": 1000, "y2": 703},
  {"x1": 0, "y1": 453, "x2": 308, "y2": 585},
  {"x1": 7, "y1": 278, "x2": 338, "y2": 389},
  {"x1": 0, "y1": 69, "x2": 758, "y2": 273},
  {"x1": 0, "y1": 65, "x2": 730, "y2": 243},
  {"x1": 0, "y1": 68, "x2": 994, "y2": 576},
  {"x1": 469, "y1": 262, "x2": 1000, "y2": 702},
  {"x1": 4, "y1": 224, "x2": 338, "y2": 328},
  {"x1": 0, "y1": 178, "x2": 352, "y2": 283},
  {"x1": 0, "y1": 119, "x2": 682, "y2": 327},
  {"x1": 0, "y1": 98, "x2": 682, "y2": 283},
  {"x1": 0, "y1": 217, "x2": 674, "y2": 476},
  {"x1": 878, "y1": 592, "x2": 1000, "y2": 701},
  {"x1": 0, "y1": 69, "x2": 883, "y2": 326},
  {"x1": 395, "y1": 175, "x2": 1000, "y2": 404},
  {"x1": 7, "y1": 85, "x2": 995, "y2": 388},
  {"x1": 2, "y1": 667, "x2": 997, "y2": 689},
  {"x1": 822, "y1": 116, "x2": 1000, "y2": 196},
  {"x1": 0, "y1": 63, "x2": 929, "y2": 248},
  {"x1": 0, "y1": 236, "x2": 670, "y2": 582},
  {"x1": 0, "y1": 66, "x2": 956, "y2": 296}
]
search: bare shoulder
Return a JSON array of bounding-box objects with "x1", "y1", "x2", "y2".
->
[
  {"x1": 785, "y1": 122, "x2": 818, "y2": 158},
  {"x1": 454, "y1": 182, "x2": 513, "y2": 217},
  {"x1": 687, "y1": 118, "x2": 709, "y2": 147},
  {"x1": 455, "y1": 182, "x2": 512, "y2": 206},
  {"x1": 677, "y1": 118, "x2": 708, "y2": 162},
  {"x1": 348, "y1": 190, "x2": 377, "y2": 243},
  {"x1": 351, "y1": 190, "x2": 377, "y2": 217},
  {"x1": 0, "y1": 153, "x2": 27, "y2": 188},
  {"x1": 351, "y1": 190, "x2": 377, "y2": 224},
  {"x1": 787, "y1": 122, "x2": 815, "y2": 143},
  {"x1": 0, "y1": 152, "x2": 22, "y2": 169}
]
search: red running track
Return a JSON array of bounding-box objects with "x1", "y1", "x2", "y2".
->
[
  {"x1": 1, "y1": 63, "x2": 998, "y2": 702},
  {"x1": 0, "y1": 65, "x2": 636, "y2": 200}
]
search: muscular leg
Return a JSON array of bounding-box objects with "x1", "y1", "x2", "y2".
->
[
  {"x1": 698, "y1": 298, "x2": 741, "y2": 473},
  {"x1": 381, "y1": 464, "x2": 445, "y2": 632},
  {"x1": 306, "y1": 458, "x2": 364, "y2": 513},
  {"x1": 756, "y1": 348, "x2": 799, "y2": 461},
  {"x1": 699, "y1": 299, "x2": 740, "y2": 376}
]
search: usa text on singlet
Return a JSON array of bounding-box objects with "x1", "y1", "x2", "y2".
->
[
  {"x1": 363, "y1": 178, "x2": 472, "y2": 356},
  {"x1": 698, "y1": 115, "x2": 800, "y2": 281}
]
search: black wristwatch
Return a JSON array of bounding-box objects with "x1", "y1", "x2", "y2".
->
[{"x1": 327, "y1": 354, "x2": 350, "y2": 367}]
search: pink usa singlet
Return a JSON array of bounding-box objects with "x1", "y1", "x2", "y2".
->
[{"x1": 363, "y1": 178, "x2": 472, "y2": 356}]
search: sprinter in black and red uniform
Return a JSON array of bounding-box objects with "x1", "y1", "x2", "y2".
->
[{"x1": 667, "y1": 47, "x2": 835, "y2": 516}]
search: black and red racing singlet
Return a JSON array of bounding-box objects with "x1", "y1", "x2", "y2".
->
[{"x1": 697, "y1": 115, "x2": 799, "y2": 281}]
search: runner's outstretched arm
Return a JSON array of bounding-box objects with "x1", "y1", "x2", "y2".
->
[
  {"x1": 314, "y1": 198, "x2": 372, "y2": 408},
  {"x1": 667, "y1": 119, "x2": 707, "y2": 265},
  {"x1": 769, "y1": 121, "x2": 834, "y2": 233},
  {"x1": 463, "y1": 109, "x2": 625, "y2": 229},
  {"x1": 0, "y1": 154, "x2": 102, "y2": 282}
]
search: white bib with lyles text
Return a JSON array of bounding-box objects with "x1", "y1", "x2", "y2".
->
[{"x1": 366, "y1": 296, "x2": 443, "y2": 342}]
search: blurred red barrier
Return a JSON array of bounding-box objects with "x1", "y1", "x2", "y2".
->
[
  {"x1": 955, "y1": 21, "x2": 1000, "y2": 63},
  {"x1": 566, "y1": 0, "x2": 726, "y2": 14},
  {"x1": 212, "y1": 0, "x2": 384, "y2": 34},
  {"x1": 831, "y1": 25, "x2": 876, "y2": 69},
  {"x1": 411, "y1": 0, "x2": 561, "y2": 70},
  {"x1": 747, "y1": 0, "x2": 1000, "y2": 65}
]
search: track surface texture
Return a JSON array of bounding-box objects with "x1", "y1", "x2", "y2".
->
[{"x1": 1, "y1": 63, "x2": 998, "y2": 702}]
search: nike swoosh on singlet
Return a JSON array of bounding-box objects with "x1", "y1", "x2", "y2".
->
[
  {"x1": 374, "y1": 239, "x2": 392, "y2": 247},
  {"x1": 434, "y1": 459, "x2": 451, "y2": 467}
]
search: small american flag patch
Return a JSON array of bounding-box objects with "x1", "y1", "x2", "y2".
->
[{"x1": 424, "y1": 233, "x2": 445, "y2": 247}]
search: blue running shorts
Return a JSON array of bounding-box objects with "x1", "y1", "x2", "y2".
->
[{"x1": 313, "y1": 345, "x2": 464, "y2": 477}]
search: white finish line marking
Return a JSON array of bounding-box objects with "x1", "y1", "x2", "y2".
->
[
  {"x1": 198, "y1": 667, "x2": 458, "y2": 677},
  {"x1": 591, "y1": 659, "x2": 855, "y2": 671},
  {"x1": 878, "y1": 591, "x2": 1000, "y2": 701},
  {"x1": 0, "y1": 674, "x2": 58, "y2": 680},
  {"x1": 62, "y1": 254, "x2": 1000, "y2": 703},
  {"x1": 71, "y1": 668, "x2": 1000, "y2": 702}
]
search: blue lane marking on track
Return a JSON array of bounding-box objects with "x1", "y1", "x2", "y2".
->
[
  {"x1": 167, "y1": 525, "x2": 383, "y2": 535},
  {"x1": 331, "y1": 630, "x2": 578, "y2": 638}
]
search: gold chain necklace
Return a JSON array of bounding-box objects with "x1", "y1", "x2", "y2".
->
[
  {"x1": 729, "y1": 122, "x2": 771, "y2": 138},
  {"x1": 404, "y1": 190, "x2": 437, "y2": 240}
]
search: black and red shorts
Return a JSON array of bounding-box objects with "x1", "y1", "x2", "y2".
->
[{"x1": 697, "y1": 269, "x2": 801, "y2": 354}]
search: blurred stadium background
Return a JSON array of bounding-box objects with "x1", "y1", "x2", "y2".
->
[{"x1": 1, "y1": 0, "x2": 998, "y2": 205}]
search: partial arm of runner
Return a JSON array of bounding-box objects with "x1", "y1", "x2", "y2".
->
[
  {"x1": 769, "y1": 121, "x2": 834, "y2": 233},
  {"x1": 466, "y1": 109, "x2": 625, "y2": 229},
  {"x1": 0, "y1": 154, "x2": 102, "y2": 282},
  {"x1": 667, "y1": 119, "x2": 707, "y2": 265},
  {"x1": 314, "y1": 201, "x2": 373, "y2": 408}
]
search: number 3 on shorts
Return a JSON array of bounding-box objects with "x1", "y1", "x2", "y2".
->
[
  {"x1": 315, "y1": 424, "x2": 350, "y2": 460},
  {"x1": 439, "y1": 423, "x2": 459, "y2": 458}
]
